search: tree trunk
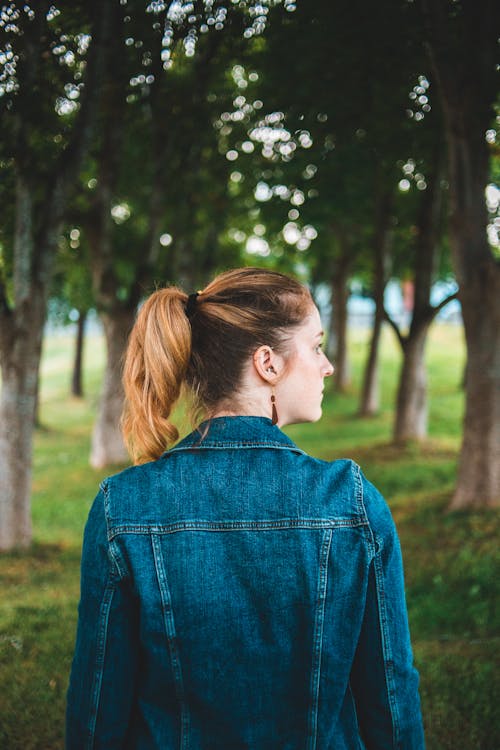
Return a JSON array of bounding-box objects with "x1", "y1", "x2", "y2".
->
[
  {"x1": 420, "y1": 0, "x2": 500, "y2": 508},
  {"x1": 446, "y1": 131, "x2": 500, "y2": 509},
  {"x1": 326, "y1": 298, "x2": 338, "y2": 364},
  {"x1": 71, "y1": 310, "x2": 87, "y2": 397},
  {"x1": 0, "y1": 329, "x2": 43, "y2": 549},
  {"x1": 0, "y1": 176, "x2": 53, "y2": 550},
  {"x1": 451, "y1": 274, "x2": 500, "y2": 509},
  {"x1": 359, "y1": 306, "x2": 383, "y2": 417},
  {"x1": 328, "y1": 257, "x2": 351, "y2": 393},
  {"x1": 0, "y1": 3, "x2": 113, "y2": 550},
  {"x1": 359, "y1": 185, "x2": 393, "y2": 416},
  {"x1": 89, "y1": 305, "x2": 135, "y2": 468},
  {"x1": 393, "y1": 327, "x2": 429, "y2": 443},
  {"x1": 390, "y1": 136, "x2": 446, "y2": 443}
]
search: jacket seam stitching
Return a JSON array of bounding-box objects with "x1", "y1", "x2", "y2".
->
[
  {"x1": 168, "y1": 442, "x2": 306, "y2": 454},
  {"x1": 151, "y1": 534, "x2": 190, "y2": 747},
  {"x1": 107, "y1": 518, "x2": 368, "y2": 538},
  {"x1": 358, "y1": 466, "x2": 400, "y2": 743},
  {"x1": 86, "y1": 579, "x2": 115, "y2": 748},
  {"x1": 101, "y1": 481, "x2": 128, "y2": 579},
  {"x1": 373, "y1": 553, "x2": 401, "y2": 746},
  {"x1": 307, "y1": 527, "x2": 333, "y2": 750},
  {"x1": 354, "y1": 463, "x2": 376, "y2": 558}
]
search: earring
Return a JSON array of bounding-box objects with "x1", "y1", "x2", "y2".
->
[{"x1": 271, "y1": 389, "x2": 278, "y2": 425}]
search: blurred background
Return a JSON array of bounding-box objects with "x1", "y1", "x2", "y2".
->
[{"x1": 0, "y1": 1, "x2": 499, "y2": 747}]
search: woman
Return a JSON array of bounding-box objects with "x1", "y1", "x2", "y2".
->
[{"x1": 66, "y1": 267, "x2": 425, "y2": 749}]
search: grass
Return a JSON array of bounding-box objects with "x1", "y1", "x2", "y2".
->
[{"x1": 1, "y1": 322, "x2": 499, "y2": 749}]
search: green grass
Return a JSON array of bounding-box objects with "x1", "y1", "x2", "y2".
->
[{"x1": 1, "y1": 323, "x2": 498, "y2": 749}]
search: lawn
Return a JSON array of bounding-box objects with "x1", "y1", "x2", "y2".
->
[{"x1": 0, "y1": 322, "x2": 498, "y2": 749}]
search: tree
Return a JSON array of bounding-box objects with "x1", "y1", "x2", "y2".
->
[
  {"x1": 385, "y1": 142, "x2": 457, "y2": 441},
  {"x1": 0, "y1": 1, "x2": 295, "y2": 548},
  {"x1": 357, "y1": 176, "x2": 395, "y2": 416},
  {"x1": 419, "y1": 0, "x2": 500, "y2": 508},
  {"x1": 49, "y1": 229, "x2": 95, "y2": 398},
  {"x1": 0, "y1": 1, "x2": 111, "y2": 550}
]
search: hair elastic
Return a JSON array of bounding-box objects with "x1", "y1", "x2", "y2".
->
[{"x1": 185, "y1": 291, "x2": 200, "y2": 319}]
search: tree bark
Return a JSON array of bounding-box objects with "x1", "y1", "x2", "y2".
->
[
  {"x1": 89, "y1": 305, "x2": 135, "y2": 468},
  {"x1": 0, "y1": 372, "x2": 34, "y2": 549},
  {"x1": 393, "y1": 327, "x2": 430, "y2": 442},
  {"x1": 0, "y1": 319, "x2": 44, "y2": 549},
  {"x1": 71, "y1": 310, "x2": 87, "y2": 397}
]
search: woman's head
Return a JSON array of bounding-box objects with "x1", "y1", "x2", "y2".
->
[{"x1": 122, "y1": 267, "x2": 320, "y2": 463}]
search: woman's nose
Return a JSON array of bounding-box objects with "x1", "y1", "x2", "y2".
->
[{"x1": 323, "y1": 355, "x2": 334, "y2": 377}]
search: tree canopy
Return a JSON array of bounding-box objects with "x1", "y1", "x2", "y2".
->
[{"x1": 0, "y1": 0, "x2": 499, "y2": 549}]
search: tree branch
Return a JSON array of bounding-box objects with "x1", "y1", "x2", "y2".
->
[
  {"x1": 383, "y1": 307, "x2": 405, "y2": 349},
  {"x1": 429, "y1": 290, "x2": 459, "y2": 321}
]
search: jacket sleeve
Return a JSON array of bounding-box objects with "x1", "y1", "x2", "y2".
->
[
  {"x1": 66, "y1": 487, "x2": 138, "y2": 749},
  {"x1": 350, "y1": 474, "x2": 425, "y2": 749}
]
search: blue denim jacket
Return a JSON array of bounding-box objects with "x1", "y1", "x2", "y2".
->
[{"x1": 66, "y1": 416, "x2": 425, "y2": 749}]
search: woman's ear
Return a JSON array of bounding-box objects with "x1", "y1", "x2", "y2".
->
[{"x1": 252, "y1": 345, "x2": 282, "y2": 384}]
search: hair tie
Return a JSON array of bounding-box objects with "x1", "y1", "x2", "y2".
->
[{"x1": 185, "y1": 291, "x2": 200, "y2": 319}]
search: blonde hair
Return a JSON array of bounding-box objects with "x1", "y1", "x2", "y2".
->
[{"x1": 122, "y1": 267, "x2": 312, "y2": 464}]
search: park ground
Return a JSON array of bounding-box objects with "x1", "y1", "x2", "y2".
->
[{"x1": 0, "y1": 323, "x2": 499, "y2": 748}]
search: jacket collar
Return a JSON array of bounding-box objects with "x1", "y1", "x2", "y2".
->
[{"x1": 166, "y1": 416, "x2": 305, "y2": 455}]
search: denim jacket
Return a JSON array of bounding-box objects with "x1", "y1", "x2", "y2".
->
[{"x1": 66, "y1": 416, "x2": 425, "y2": 749}]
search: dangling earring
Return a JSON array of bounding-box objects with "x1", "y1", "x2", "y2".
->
[{"x1": 271, "y1": 389, "x2": 278, "y2": 425}]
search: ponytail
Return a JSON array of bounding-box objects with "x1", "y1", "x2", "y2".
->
[
  {"x1": 122, "y1": 287, "x2": 191, "y2": 464},
  {"x1": 122, "y1": 268, "x2": 312, "y2": 465}
]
